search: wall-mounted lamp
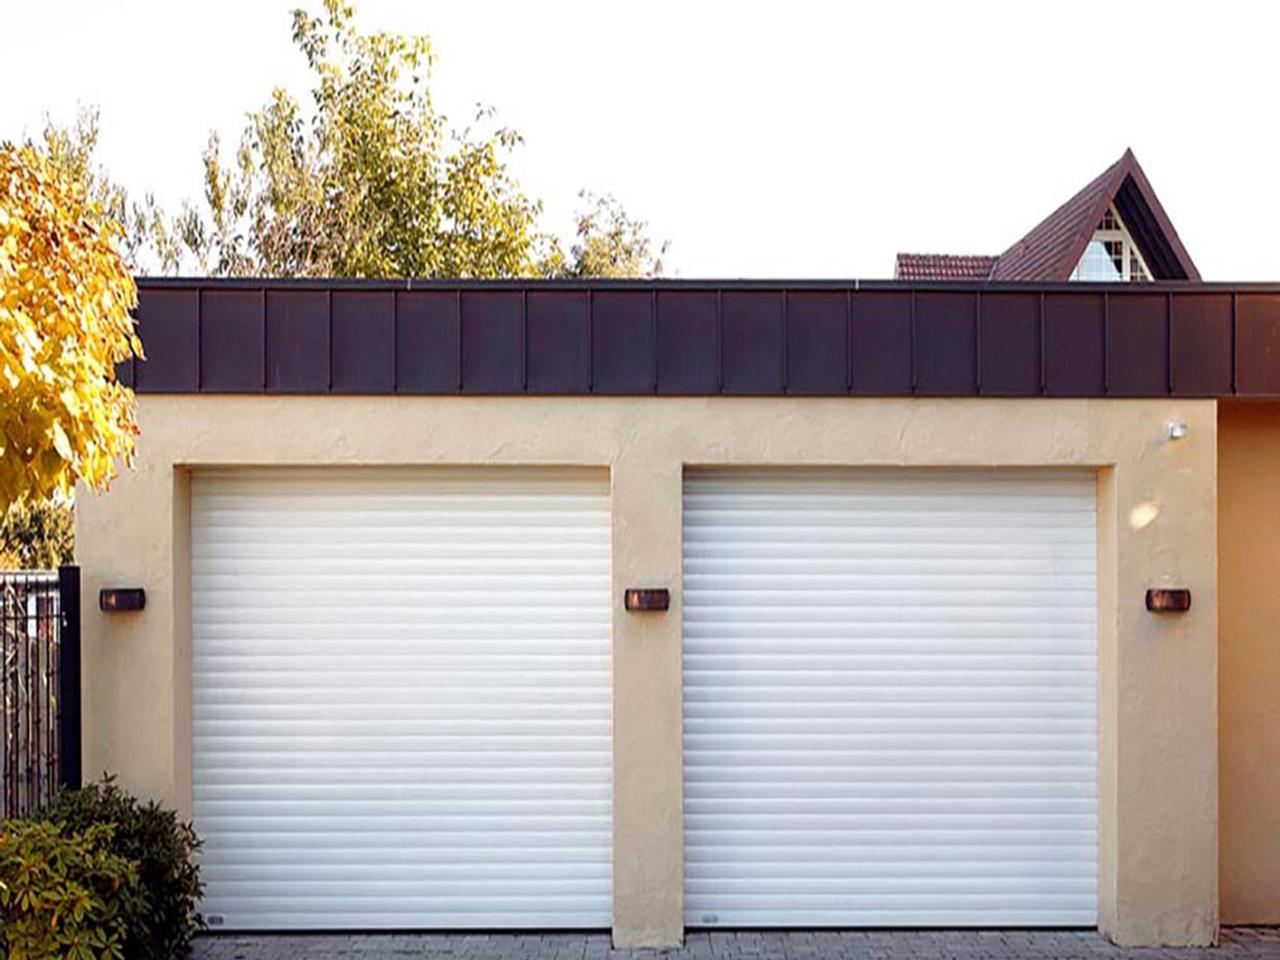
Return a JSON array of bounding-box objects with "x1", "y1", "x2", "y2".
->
[
  {"x1": 100, "y1": 588, "x2": 146, "y2": 612},
  {"x1": 624, "y1": 588, "x2": 670, "y2": 612},
  {"x1": 1146, "y1": 588, "x2": 1191, "y2": 613},
  {"x1": 1166, "y1": 419, "x2": 1189, "y2": 441}
]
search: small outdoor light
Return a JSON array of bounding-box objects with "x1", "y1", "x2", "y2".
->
[
  {"x1": 1146, "y1": 588, "x2": 1191, "y2": 614},
  {"x1": 99, "y1": 588, "x2": 146, "y2": 612},
  {"x1": 624, "y1": 588, "x2": 670, "y2": 612},
  {"x1": 1166, "y1": 418, "x2": 1189, "y2": 441}
]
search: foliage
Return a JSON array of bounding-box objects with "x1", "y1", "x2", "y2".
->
[
  {"x1": 0, "y1": 143, "x2": 141, "y2": 509},
  {"x1": 34, "y1": 109, "x2": 184, "y2": 275},
  {"x1": 0, "y1": 819, "x2": 139, "y2": 960},
  {"x1": 183, "y1": 0, "x2": 558, "y2": 278},
  {"x1": 173, "y1": 1, "x2": 665, "y2": 278},
  {"x1": 43, "y1": 776, "x2": 205, "y2": 960},
  {"x1": 0, "y1": 498, "x2": 74, "y2": 569},
  {"x1": 567, "y1": 191, "x2": 667, "y2": 278},
  {"x1": 34, "y1": 4, "x2": 668, "y2": 281}
]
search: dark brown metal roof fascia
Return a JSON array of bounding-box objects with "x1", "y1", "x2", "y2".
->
[
  {"x1": 125, "y1": 278, "x2": 1280, "y2": 401},
  {"x1": 138, "y1": 277, "x2": 1280, "y2": 293}
]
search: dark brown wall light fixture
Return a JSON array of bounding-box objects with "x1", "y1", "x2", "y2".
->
[
  {"x1": 100, "y1": 588, "x2": 146, "y2": 612},
  {"x1": 624, "y1": 588, "x2": 670, "y2": 612},
  {"x1": 1146, "y1": 588, "x2": 1191, "y2": 613}
]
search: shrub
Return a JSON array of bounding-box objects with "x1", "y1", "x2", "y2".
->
[
  {"x1": 0, "y1": 819, "x2": 139, "y2": 960},
  {"x1": 43, "y1": 777, "x2": 204, "y2": 960}
]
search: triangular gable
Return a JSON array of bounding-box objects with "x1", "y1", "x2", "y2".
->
[{"x1": 989, "y1": 149, "x2": 1200, "y2": 282}]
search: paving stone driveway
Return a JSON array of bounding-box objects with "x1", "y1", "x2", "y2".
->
[{"x1": 192, "y1": 927, "x2": 1280, "y2": 960}]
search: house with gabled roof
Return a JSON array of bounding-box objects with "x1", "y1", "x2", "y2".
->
[{"x1": 896, "y1": 149, "x2": 1200, "y2": 282}]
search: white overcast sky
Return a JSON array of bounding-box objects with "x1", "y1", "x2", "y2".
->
[{"x1": 3, "y1": 0, "x2": 1277, "y2": 279}]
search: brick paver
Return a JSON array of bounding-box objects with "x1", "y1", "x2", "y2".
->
[{"x1": 192, "y1": 927, "x2": 1280, "y2": 960}]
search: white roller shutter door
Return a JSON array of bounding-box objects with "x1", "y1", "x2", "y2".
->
[
  {"x1": 683, "y1": 469, "x2": 1098, "y2": 927},
  {"x1": 191, "y1": 468, "x2": 611, "y2": 930}
]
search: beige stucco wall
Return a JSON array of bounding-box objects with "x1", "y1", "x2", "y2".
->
[
  {"x1": 1218, "y1": 401, "x2": 1280, "y2": 923},
  {"x1": 75, "y1": 395, "x2": 1218, "y2": 948}
]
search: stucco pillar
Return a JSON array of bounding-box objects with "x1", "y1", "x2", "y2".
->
[
  {"x1": 1098, "y1": 414, "x2": 1219, "y2": 946},
  {"x1": 609, "y1": 449, "x2": 685, "y2": 947},
  {"x1": 76, "y1": 459, "x2": 182, "y2": 811}
]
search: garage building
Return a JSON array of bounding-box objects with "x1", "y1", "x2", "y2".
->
[{"x1": 76, "y1": 278, "x2": 1280, "y2": 948}]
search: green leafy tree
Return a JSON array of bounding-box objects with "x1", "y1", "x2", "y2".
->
[
  {"x1": 184, "y1": 0, "x2": 559, "y2": 278},
  {"x1": 181, "y1": 1, "x2": 666, "y2": 279},
  {"x1": 25, "y1": 4, "x2": 669, "y2": 282},
  {"x1": 28, "y1": 4, "x2": 667, "y2": 281},
  {"x1": 566, "y1": 191, "x2": 668, "y2": 278}
]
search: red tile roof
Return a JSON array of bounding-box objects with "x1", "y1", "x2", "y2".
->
[
  {"x1": 895, "y1": 149, "x2": 1200, "y2": 282},
  {"x1": 895, "y1": 253, "x2": 997, "y2": 281},
  {"x1": 988, "y1": 157, "x2": 1122, "y2": 281}
]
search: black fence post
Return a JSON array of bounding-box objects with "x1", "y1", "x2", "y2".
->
[{"x1": 57, "y1": 564, "x2": 81, "y2": 791}]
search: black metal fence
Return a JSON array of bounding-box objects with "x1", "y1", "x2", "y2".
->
[{"x1": 1, "y1": 566, "x2": 80, "y2": 819}]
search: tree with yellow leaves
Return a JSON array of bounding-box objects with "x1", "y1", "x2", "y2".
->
[{"x1": 0, "y1": 143, "x2": 140, "y2": 508}]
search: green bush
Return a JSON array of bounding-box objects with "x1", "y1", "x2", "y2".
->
[
  {"x1": 43, "y1": 777, "x2": 205, "y2": 960},
  {"x1": 0, "y1": 819, "x2": 139, "y2": 960}
]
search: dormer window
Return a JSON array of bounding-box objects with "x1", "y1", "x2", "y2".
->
[{"x1": 1070, "y1": 204, "x2": 1152, "y2": 282}]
